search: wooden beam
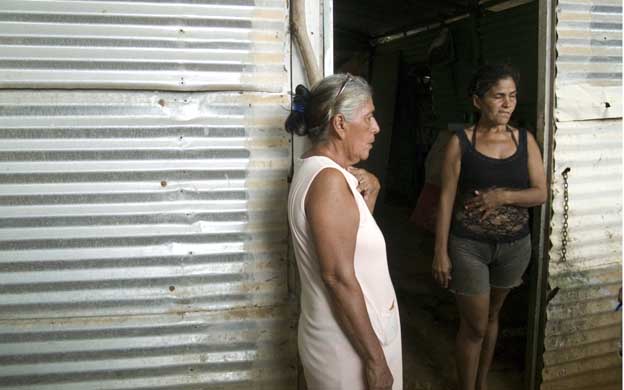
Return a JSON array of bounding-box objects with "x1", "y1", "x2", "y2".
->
[{"x1": 291, "y1": 0, "x2": 321, "y2": 86}]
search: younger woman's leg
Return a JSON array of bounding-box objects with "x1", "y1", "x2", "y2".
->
[
  {"x1": 477, "y1": 236, "x2": 531, "y2": 389},
  {"x1": 455, "y1": 293, "x2": 490, "y2": 390},
  {"x1": 475, "y1": 287, "x2": 511, "y2": 390}
]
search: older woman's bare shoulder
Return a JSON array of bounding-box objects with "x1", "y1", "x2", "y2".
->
[
  {"x1": 307, "y1": 167, "x2": 353, "y2": 202},
  {"x1": 313, "y1": 167, "x2": 349, "y2": 187},
  {"x1": 305, "y1": 167, "x2": 357, "y2": 219}
]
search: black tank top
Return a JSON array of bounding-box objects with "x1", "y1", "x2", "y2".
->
[{"x1": 450, "y1": 127, "x2": 530, "y2": 243}]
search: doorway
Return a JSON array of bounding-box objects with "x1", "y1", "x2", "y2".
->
[{"x1": 334, "y1": 1, "x2": 541, "y2": 388}]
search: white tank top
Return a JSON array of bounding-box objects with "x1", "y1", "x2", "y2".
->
[{"x1": 288, "y1": 155, "x2": 399, "y2": 346}]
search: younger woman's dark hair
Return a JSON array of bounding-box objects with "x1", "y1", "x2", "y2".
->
[
  {"x1": 284, "y1": 74, "x2": 372, "y2": 142},
  {"x1": 467, "y1": 63, "x2": 520, "y2": 98}
]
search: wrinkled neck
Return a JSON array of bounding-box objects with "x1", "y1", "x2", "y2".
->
[{"x1": 306, "y1": 138, "x2": 356, "y2": 168}]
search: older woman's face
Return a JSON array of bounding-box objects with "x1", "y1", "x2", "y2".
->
[
  {"x1": 474, "y1": 77, "x2": 517, "y2": 125},
  {"x1": 344, "y1": 97, "x2": 380, "y2": 163}
]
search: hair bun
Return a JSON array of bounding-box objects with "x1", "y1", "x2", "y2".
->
[
  {"x1": 295, "y1": 84, "x2": 310, "y2": 100},
  {"x1": 285, "y1": 84, "x2": 311, "y2": 136}
]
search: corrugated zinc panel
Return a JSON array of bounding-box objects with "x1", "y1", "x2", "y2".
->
[
  {"x1": 0, "y1": 0, "x2": 297, "y2": 388},
  {"x1": 544, "y1": 0, "x2": 622, "y2": 388},
  {"x1": 0, "y1": 90, "x2": 290, "y2": 320},
  {"x1": 0, "y1": 0, "x2": 287, "y2": 92},
  {"x1": 555, "y1": 0, "x2": 622, "y2": 121},
  {"x1": 0, "y1": 92, "x2": 295, "y2": 389},
  {"x1": 0, "y1": 306, "x2": 296, "y2": 389}
]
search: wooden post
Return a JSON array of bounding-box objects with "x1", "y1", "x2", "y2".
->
[{"x1": 291, "y1": 0, "x2": 322, "y2": 86}]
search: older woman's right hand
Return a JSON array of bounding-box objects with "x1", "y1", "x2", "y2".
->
[
  {"x1": 365, "y1": 359, "x2": 393, "y2": 390},
  {"x1": 348, "y1": 167, "x2": 380, "y2": 197},
  {"x1": 432, "y1": 252, "x2": 452, "y2": 288}
]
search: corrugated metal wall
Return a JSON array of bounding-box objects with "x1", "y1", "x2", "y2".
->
[
  {"x1": 543, "y1": 0, "x2": 622, "y2": 388},
  {"x1": 0, "y1": 0, "x2": 287, "y2": 92},
  {"x1": 0, "y1": 1, "x2": 295, "y2": 389}
]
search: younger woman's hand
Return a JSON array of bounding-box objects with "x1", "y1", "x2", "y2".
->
[
  {"x1": 432, "y1": 252, "x2": 452, "y2": 288},
  {"x1": 464, "y1": 188, "x2": 506, "y2": 221}
]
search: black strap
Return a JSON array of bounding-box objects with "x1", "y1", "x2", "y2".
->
[
  {"x1": 508, "y1": 125, "x2": 518, "y2": 147},
  {"x1": 454, "y1": 127, "x2": 470, "y2": 151},
  {"x1": 471, "y1": 127, "x2": 477, "y2": 147}
]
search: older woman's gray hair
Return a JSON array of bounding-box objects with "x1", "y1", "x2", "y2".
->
[{"x1": 285, "y1": 74, "x2": 372, "y2": 142}]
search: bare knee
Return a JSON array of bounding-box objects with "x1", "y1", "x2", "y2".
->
[
  {"x1": 487, "y1": 310, "x2": 501, "y2": 324},
  {"x1": 460, "y1": 318, "x2": 488, "y2": 341}
]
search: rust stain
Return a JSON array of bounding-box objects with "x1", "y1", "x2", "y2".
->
[
  {"x1": 252, "y1": 9, "x2": 285, "y2": 20},
  {"x1": 252, "y1": 53, "x2": 284, "y2": 64}
]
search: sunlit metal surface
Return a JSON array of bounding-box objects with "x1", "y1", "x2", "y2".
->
[
  {"x1": 0, "y1": 90, "x2": 290, "y2": 320},
  {"x1": 0, "y1": 306, "x2": 296, "y2": 389},
  {"x1": 0, "y1": 1, "x2": 295, "y2": 387},
  {"x1": 0, "y1": 0, "x2": 287, "y2": 91},
  {"x1": 0, "y1": 89, "x2": 295, "y2": 388},
  {"x1": 544, "y1": 0, "x2": 622, "y2": 388}
]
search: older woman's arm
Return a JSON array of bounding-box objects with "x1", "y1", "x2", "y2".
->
[
  {"x1": 306, "y1": 168, "x2": 392, "y2": 390},
  {"x1": 464, "y1": 131, "x2": 547, "y2": 219}
]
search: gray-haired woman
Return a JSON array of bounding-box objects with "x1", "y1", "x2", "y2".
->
[{"x1": 286, "y1": 73, "x2": 403, "y2": 390}]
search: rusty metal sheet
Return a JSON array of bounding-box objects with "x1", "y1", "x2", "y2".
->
[
  {"x1": 542, "y1": 352, "x2": 621, "y2": 381},
  {"x1": 541, "y1": 373, "x2": 621, "y2": 390},
  {"x1": 543, "y1": 339, "x2": 619, "y2": 366},
  {"x1": 555, "y1": 0, "x2": 622, "y2": 120},
  {"x1": 543, "y1": 1, "x2": 622, "y2": 387},
  {"x1": 0, "y1": 0, "x2": 299, "y2": 388},
  {"x1": 544, "y1": 119, "x2": 622, "y2": 390},
  {"x1": 0, "y1": 306, "x2": 296, "y2": 389},
  {"x1": 0, "y1": 91, "x2": 295, "y2": 389},
  {"x1": 0, "y1": 90, "x2": 290, "y2": 321},
  {"x1": 548, "y1": 120, "x2": 621, "y2": 270},
  {"x1": 0, "y1": 0, "x2": 288, "y2": 92}
]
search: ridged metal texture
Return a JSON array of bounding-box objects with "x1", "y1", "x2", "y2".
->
[
  {"x1": 0, "y1": 90, "x2": 290, "y2": 319},
  {"x1": 0, "y1": 89, "x2": 294, "y2": 389},
  {"x1": 543, "y1": 0, "x2": 622, "y2": 388},
  {"x1": 0, "y1": 0, "x2": 287, "y2": 92},
  {"x1": 0, "y1": 307, "x2": 296, "y2": 389},
  {"x1": 480, "y1": 1, "x2": 538, "y2": 129},
  {"x1": 0, "y1": 0, "x2": 294, "y2": 388}
]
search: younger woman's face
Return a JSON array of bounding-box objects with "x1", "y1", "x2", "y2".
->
[{"x1": 473, "y1": 77, "x2": 517, "y2": 126}]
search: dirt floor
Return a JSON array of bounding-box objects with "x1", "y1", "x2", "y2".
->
[{"x1": 376, "y1": 203, "x2": 525, "y2": 390}]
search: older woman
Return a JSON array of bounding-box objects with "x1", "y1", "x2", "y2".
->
[
  {"x1": 286, "y1": 74, "x2": 402, "y2": 390},
  {"x1": 432, "y1": 64, "x2": 547, "y2": 390}
]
